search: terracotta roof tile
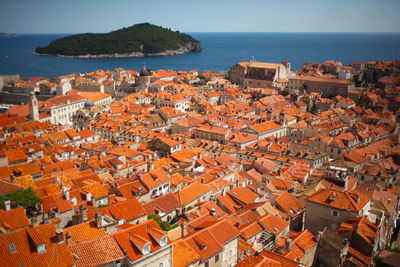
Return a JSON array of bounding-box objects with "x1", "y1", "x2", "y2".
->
[
  {"x1": 112, "y1": 220, "x2": 170, "y2": 263},
  {"x1": 175, "y1": 182, "x2": 212, "y2": 206},
  {"x1": 70, "y1": 235, "x2": 124, "y2": 267},
  {"x1": 0, "y1": 223, "x2": 75, "y2": 267},
  {"x1": 173, "y1": 239, "x2": 201, "y2": 267},
  {"x1": 63, "y1": 221, "x2": 106, "y2": 244},
  {"x1": 0, "y1": 207, "x2": 30, "y2": 231},
  {"x1": 307, "y1": 189, "x2": 370, "y2": 212}
]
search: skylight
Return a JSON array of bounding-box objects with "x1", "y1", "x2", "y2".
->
[{"x1": 8, "y1": 243, "x2": 17, "y2": 253}]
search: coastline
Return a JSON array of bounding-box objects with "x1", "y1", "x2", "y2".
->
[{"x1": 33, "y1": 46, "x2": 201, "y2": 59}]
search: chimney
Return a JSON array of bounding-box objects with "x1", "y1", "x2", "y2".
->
[
  {"x1": 55, "y1": 176, "x2": 61, "y2": 185},
  {"x1": 71, "y1": 197, "x2": 77, "y2": 206},
  {"x1": 180, "y1": 221, "x2": 187, "y2": 238},
  {"x1": 80, "y1": 204, "x2": 87, "y2": 222},
  {"x1": 10, "y1": 174, "x2": 15, "y2": 183},
  {"x1": 210, "y1": 208, "x2": 216, "y2": 216},
  {"x1": 4, "y1": 199, "x2": 11, "y2": 211},
  {"x1": 31, "y1": 216, "x2": 39, "y2": 227},
  {"x1": 63, "y1": 187, "x2": 70, "y2": 200},
  {"x1": 344, "y1": 177, "x2": 349, "y2": 191},
  {"x1": 201, "y1": 178, "x2": 206, "y2": 184},
  {"x1": 66, "y1": 232, "x2": 72, "y2": 246},
  {"x1": 43, "y1": 215, "x2": 50, "y2": 225},
  {"x1": 95, "y1": 212, "x2": 103, "y2": 228},
  {"x1": 285, "y1": 238, "x2": 293, "y2": 251},
  {"x1": 55, "y1": 228, "x2": 64, "y2": 244}
]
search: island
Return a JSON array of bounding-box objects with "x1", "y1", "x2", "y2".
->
[
  {"x1": 34, "y1": 23, "x2": 202, "y2": 58},
  {"x1": 0, "y1": 33, "x2": 16, "y2": 37}
]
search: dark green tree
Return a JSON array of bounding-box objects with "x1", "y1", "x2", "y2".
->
[{"x1": 0, "y1": 188, "x2": 40, "y2": 209}]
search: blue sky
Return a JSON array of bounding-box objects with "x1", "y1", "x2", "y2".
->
[{"x1": 0, "y1": 0, "x2": 399, "y2": 33}]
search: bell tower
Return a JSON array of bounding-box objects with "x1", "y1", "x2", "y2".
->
[{"x1": 28, "y1": 92, "x2": 39, "y2": 121}]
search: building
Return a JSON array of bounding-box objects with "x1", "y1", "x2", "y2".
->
[
  {"x1": 39, "y1": 94, "x2": 86, "y2": 125},
  {"x1": 288, "y1": 75, "x2": 354, "y2": 96},
  {"x1": 244, "y1": 61, "x2": 291, "y2": 88},
  {"x1": 28, "y1": 92, "x2": 39, "y2": 121},
  {"x1": 229, "y1": 62, "x2": 248, "y2": 86},
  {"x1": 112, "y1": 220, "x2": 173, "y2": 267},
  {"x1": 305, "y1": 189, "x2": 370, "y2": 234}
]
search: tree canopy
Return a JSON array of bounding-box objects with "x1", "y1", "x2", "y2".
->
[
  {"x1": 35, "y1": 23, "x2": 201, "y2": 56},
  {"x1": 0, "y1": 188, "x2": 40, "y2": 210}
]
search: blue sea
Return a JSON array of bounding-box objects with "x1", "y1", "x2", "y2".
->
[{"x1": 0, "y1": 33, "x2": 400, "y2": 78}]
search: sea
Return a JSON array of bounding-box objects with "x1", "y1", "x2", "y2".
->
[{"x1": 0, "y1": 32, "x2": 400, "y2": 78}]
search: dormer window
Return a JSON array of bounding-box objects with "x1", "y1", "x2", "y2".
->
[
  {"x1": 130, "y1": 234, "x2": 151, "y2": 255},
  {"x1": 160, "y1": 236, "x2": 167, "y2": 246},
  {"x1": 143, "y1": 244, "x2": 150, "y2": 254}
]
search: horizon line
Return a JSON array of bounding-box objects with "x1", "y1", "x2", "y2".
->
[{"x1": 4, "y1": 31, "x2": 400, "y2": 35}]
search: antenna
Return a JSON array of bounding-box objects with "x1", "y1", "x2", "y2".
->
[{"x1": 251, "y1": 56, "x2": 255, "y2": 63}]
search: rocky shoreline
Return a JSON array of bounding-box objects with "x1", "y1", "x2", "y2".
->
[{"x1": 34, "y1": 45, "x2": 201, "y2": 59}]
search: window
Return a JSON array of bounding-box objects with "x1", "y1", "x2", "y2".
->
[
  {"x1": 143, "y1": 244, "x2": 150, "y2": 254},
  {"x1": 8, "y1": 243, "x2": 17, "y2": 253},
  {"x1": 331, "y1": 210, "x2": 339, "y2": 217},
  {"x1": 215, "y1": 254, "x2": 219, "y2": 263},
  {"x1": 205, "y1": 261, "x2": 209, "y2": 267}
]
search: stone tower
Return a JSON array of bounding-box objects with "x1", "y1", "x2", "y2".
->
[
  {"x1": 279, "y1": 110, "x2": 286, "y2": 125},
  {"x1": 138, "y1": 64, "x2": 151, "y2": 86},
  {"x1": 28, "y1": 92, "x2": 39, "y2": 121}
]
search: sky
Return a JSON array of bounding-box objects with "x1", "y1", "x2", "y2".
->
[{"x1": 0, "y1": 0, "x2": 399, "y2": 34}]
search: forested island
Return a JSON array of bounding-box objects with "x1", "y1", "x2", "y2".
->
[{"x1": 35, "y1": 23, "x2": 202, "y2": 58}]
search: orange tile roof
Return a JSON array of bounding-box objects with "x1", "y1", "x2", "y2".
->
[
  {"x1": 75, "y1": 91, "x2": 111, "y2": 102},
  {"x1": 13, "y1": 175, "x2": 36, "y2": 189},
  {"x1": 175, "y1": 182, "x2": 212, "y2": 205},
  {"x1": 112, "y1": 220, "x2": 170, "y2": 263},
  {"x1": 63, "y1": 221, "x2": 106, "y2": 244},
  {"x1": 143, "y1": 193, "x2": 181, "y2": 215},
  {"x1": 275, "y1": 191, "x2": 306, "y2": 216},
  {"x1": 347, "y1": 246, "x2": 372, "y2": 266},
  {"x1": 184, "y1": 229, "x2": 224, "y2": 262},
  {"x1": 107, "y1": 146, "x2": 141, "y2": 158},
  {"x1": 139, "y1": 169, "x2": 170, "y2": 190},
  {"x1": 227, "y1": 186, "x2": 259, "y2": 205},
  {"x1": 239, "y1": 220, "x2": 264, "y2": 240},
  {"x1": 259, "y1": 214, "x2": 289, "y2": 235},
  {"x1": 0, "y1": 223, "x2": 75, "y2": 267},
  {"x1": 284, "y1": 230, "x2": 317, "y2": 261},
  {"x1": 0, "y1": 207, "x2": 30, "y2": 231},
  {"x1": 307, "y1": 189, "x2": 370, "y2": 212},
  {"x1": 251, "y1": 120, "x2": 282, "y2": 134},
  {"x1": 173, "y1": 239, "x2": 201, "y2": 267},
  {"x1": 70, "y1": 235, "x2": 124, "y2": 267},
  {"x1": 100, "y1": 198, "x2": 146, "y2": 222},
  {"x1": 82, "y1": 182, "x2": 109, "y2": 199},
  {"x1": 338, "y1": 217, "x2": 379, "y2": 246},
  {"x1": 40, "y1": 94, "x2": 85, "y2": 109},
  {"x1": 291, "y1": 75, "x2": 353, "y2": 85},
  {"x1": 0, "y1": 180, "x2": 23, "y2": 194}
]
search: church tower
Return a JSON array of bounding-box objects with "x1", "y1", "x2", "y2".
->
[
  {"x1": 279, "y1": 110, "x2": 286, "y2": 125},
  {"x1": 138, "y1": 64, "x2": 151, "y2": 86},
  {"x1": 28, "y1": 92, "x2": 39, "y2": 121}
]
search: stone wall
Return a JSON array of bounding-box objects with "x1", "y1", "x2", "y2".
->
[
  {"x1": 0, "y1": 75, "x2": 20, "y2": 91},
  {"x1": 0, "y1": 92, "x2": 54, "y2": 104}
]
